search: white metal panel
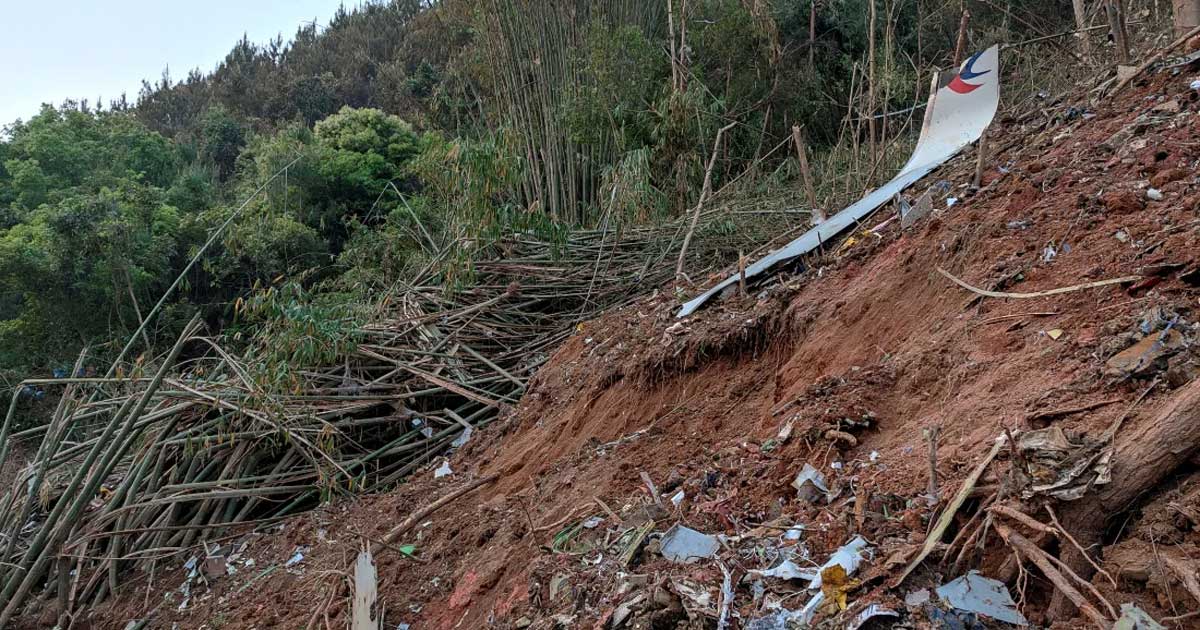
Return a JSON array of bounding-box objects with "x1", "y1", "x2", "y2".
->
[{"x1": 676, "y1": 45, "x2": 1000, "y2": 318}]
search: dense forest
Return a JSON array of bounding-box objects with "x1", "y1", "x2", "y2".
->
[{"x1": 0, "y1": 0, "x2": 1075, "y2": 378}]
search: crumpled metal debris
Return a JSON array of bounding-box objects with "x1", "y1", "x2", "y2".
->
[
  {"x1": 178, "y1": 556, "x2": 200, "y2": 610},
  {"x1": 810, "y1": 537, "x2": 870, "y2": 590},
  {"x1": 749, "y1": 537, "x2": 872, "y2": 625},
  {"x1": 751, "y1": 558, "x2": 811, "y2": 581},
  {"x1": 745, "y1": 608, "x2": 808, "y2": 630},
  {"x1": 791, "y1": 464, "x2": 831, "y2": 503},
  {"x1": 1112, "y1": 603, "x2": 1165, "y2": 630},
  {"x1": 1016, "y1": 427, "x2": 1111, "y2": 502},
  {"x1": 450, "y1": 426, "x2": 472, "y2": 448},
  {"x1": 1105, "y1": 327, "x2": 1186, "y2": 377},
  {"x1": 935, "y1": 571, "x2": 1028, "y2": 626},
  {"x1": 901, "y1": 190, "x2": 934, "y2": 229},
  {"x1": 847, "y1": 604, "x2": 899, "y2": 630},
  {"x1": 794, "y1": 537, "x2": 873, "y2": 623},
  {"x1": 673, "y1": 578, "x2": 717, "y2": 620},
  {"x1": 928, "y1": 606, "x2": 987, "y2": 630},
  {"x1": 905, "y1": 588, "x2": 931, "y2": 607},
  {"x1": 660, "y1": 524, "x2": 720, "y2": 563},
  {"x1": 610, "y1": 593, "x2": 645, "y2": 628}
]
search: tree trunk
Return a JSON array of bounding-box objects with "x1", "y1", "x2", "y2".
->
[
  {"x1": 1072, "y1": 0, "x2": 1092, "y2": 60},
  {"x1": 1175, "y1": 0, "x2": 1200, "y2": 38},
  {"x1": 1047, "y1": 378, "x2": 1200, "y2": 622},
  {"x1": 1106, "y1": 0, "x2": 1130, "y2": 64}
]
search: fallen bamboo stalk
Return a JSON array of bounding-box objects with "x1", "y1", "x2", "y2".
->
[
  {"x1": 894, "y1": 436, "x2": 1004, "y2": 587},
  {"x1": 383, "y1": 475, "x2": 498, "y2": 544},
  {"x1": 1112, "y1": 23, "x2": 1200, "y2": 93},
  {"x1": 937, "y1": 267, "x2": 1139, "y2": 299},
  {"x1": 1026, "y1": 398, "x2": 1122, "y2": 423},
  {"x1": 677, "y1": 121, "x2": 738, "y2": 278}
]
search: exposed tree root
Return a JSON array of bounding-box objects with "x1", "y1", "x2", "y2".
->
[{"x1": 1048, "y1": 378, "x2": 1200, "y2": 621}]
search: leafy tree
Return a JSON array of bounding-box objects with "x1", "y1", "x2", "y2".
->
[
  {"x1": 0, "y1": 180, "x2": 187, "y2": 368},
  {"x1": 198, "y1": 106, "x2": 247, "y2": 181}
]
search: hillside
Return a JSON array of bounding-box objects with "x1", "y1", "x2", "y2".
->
[
  {"x1": 73, "y1": 44, "x2": 1200, "y2": 629},
  {"x1": 4, "y1": 1, "x2": 1200, "y2": 629},
  {"x1": 0, "y1": 0, "x2": 1070, "y2": 374}
]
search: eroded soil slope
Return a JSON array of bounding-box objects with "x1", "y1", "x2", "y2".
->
[{"x1": 87, "y1": 67, "x2": 1200, "y2": 630}]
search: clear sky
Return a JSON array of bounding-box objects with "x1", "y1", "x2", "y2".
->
[{"x1": 0, "y1": 0, "x2": 349, "y2": 126}]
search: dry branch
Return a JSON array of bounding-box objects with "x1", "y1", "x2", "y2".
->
[
  {"x1": 383, "y1": 475, "x2": 498, "y2": 545},
  {"x1": 937, "y1": 267, "x2": 1139, "y2": 299},
  {"x1": 894, "y1": 436, "x2": 1004, "y2": 587},
  {"x1": 1111, "y1": 23, "x2": 1200, "y2": 93},
  {"x1": 995, "y1": 522, "x2": 1112, "y2": 630}
]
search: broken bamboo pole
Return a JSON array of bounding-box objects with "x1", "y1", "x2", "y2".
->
[
  {"x1": 894, "y1": 436, "x2": 1004, "y2": 587},
  {"x1": 953, "y1": 7, "x2": 971, "y2": 66},
  {"x1": 676, "y1": 121, "x2": 738, "y2": 278},
  {"x1": 1071, "y1": 0, "x2": 1092, "y2": 60},
  {"x1": 1112, "y1": 23, "x2": 1200, "y2": 93},
  {"x1": 791, "y1": 125, "x2": 820, "y2": 221},
  {"x1": 972, "y1": 128, "x2": 989, "y2": 189},
  {"x1": 382, "y1": 475, "x2": 498, "y2": 544}
]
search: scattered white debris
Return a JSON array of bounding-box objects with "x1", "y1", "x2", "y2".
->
[
  {"x1": 809, "y1": 536, "x2": 870, "y2": 590},
  {"x1": 670, "y1": 490, "x2": 685, "y2": 508},
  {"x1": 751, "y1": 559, "x2": 812, "y2": 581},
  {"x1": 285, "y1": 546, "x2": 309, "y2": 568},
  {"x1": 1146, "y1": 188, "x2": 1164, "y2": 201},
  {"x1": 434, "y1": 460, "x2": 453, "y2": 478},
  {"x1": 746, "y1": 607, "x2": 809, "y2": 629},
  {"x1": 946, "y1": 196, "x2": 959, "y2": 207},
  {"x1": 905, "y1": 588, "x2": 931, "y2": 607},
  {"x1": 1113, "y1": 603, "x2": 1165, "y2": 630},
  {"x1": 450, "y1": 426, "x2": 473, "y2": 448}
]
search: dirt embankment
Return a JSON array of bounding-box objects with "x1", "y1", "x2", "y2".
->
[{"x1": 86, "y1": 68, "x2": 1200, "y2": 630}]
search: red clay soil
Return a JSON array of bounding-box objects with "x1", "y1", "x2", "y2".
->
[{"x1": 74, "y1": 68, "x2": 1200, "y2": 630}]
